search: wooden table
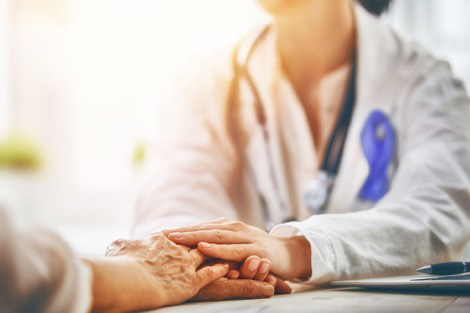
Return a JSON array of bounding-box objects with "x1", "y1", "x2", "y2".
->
[{"x1": 149, "y1": 285, "x2": 470, "y2": 313}]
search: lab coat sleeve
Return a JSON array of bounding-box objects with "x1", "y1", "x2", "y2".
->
[
  {"x1": 271, "y1": 61, "x2": 470, "y2": 284},
  {"x1": 132, "y1": 56, "x2": 240, "y2": 238},
  {"x1": 0, "y1": 208, "x2": 92, "y2": 313}
]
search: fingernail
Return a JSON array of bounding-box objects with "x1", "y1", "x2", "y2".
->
[
  {"x1": 224, "y1": 263, "x2": 229, "y2": 269},
  {"x1": 151, "y1": 231, "x2": 163, "y2": 236},
  {"x1": 169, "y1": 232, "x2": 183, "y2": 239},
  {"x1": 259, "y1": 262, "x2": 270, "y2": 274},
  {"x1": 200, "y1": 242, "x2": 211, "y2": 249},
  {"x1": 229, "y1": 272, "x2": 239, "y2": 279},
  {"x1": 248, "y1": 258, "x2": 260, "y2": 272}
]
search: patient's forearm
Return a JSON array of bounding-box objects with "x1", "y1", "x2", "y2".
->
[{"x1": 84, "y1": 256, "x2": 166, "y2": 313}]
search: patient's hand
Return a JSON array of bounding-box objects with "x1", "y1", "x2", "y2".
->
[
  {"x1": 93, "y1": 234, "x2": 228, "y2": 312},
  {"x1": 192, "y1": 276, "x2": 274, "y2": 301},
  {"x1": 192, "y1": 256, "x2": 291, "y2": 301}
]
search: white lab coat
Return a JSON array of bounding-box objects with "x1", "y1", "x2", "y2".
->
[
  {"x1": 134, "y1": 5, "x2": 470, "y2": 283},
  {"x1": 0, "y1": 207, "x2": 91, "y2": 313}
]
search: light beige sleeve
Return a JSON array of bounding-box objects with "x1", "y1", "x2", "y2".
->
[{"x1": 0, "y1": 208, "x2": 92, "y2": 313}]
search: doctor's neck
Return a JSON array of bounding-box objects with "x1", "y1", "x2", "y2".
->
[{"x1": 273, "y1": 0, "x2": 356, "y2": 88}]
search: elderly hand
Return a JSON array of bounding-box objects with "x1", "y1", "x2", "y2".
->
[
  {"x1": 192, "y1": 275, "x2": 291, "y2": 301},
  {"x1": 89, "y1": 234, "x2": 228, "y2": 312},
  {"x1": 163, "y1": 218, "x2": 312, "y2": 281},
  {"x1": 192, "y1": 256, "x2": 292, "y2": 301}
]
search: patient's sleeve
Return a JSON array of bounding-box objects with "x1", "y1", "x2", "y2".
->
[{"x1": 0, "y1": 208, "x2": 92, "y2": 313}]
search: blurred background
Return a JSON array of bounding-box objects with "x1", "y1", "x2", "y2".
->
[{"x1": 0, "y1": 0, "x2": 469, "y2": 256}]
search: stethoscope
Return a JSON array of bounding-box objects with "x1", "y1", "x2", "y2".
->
[{"x1": 227, "y1": 26, "x2": 396, "y2": 231}]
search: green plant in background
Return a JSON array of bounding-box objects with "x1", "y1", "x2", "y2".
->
[
  {"x1": 133, "y1": 141, "x2": 146, "y2": 167},
  {"x1": 0, "y1": 134, "x2": 43, "y2": 172}
]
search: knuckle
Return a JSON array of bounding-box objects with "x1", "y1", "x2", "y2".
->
[
  {"x1": 242, "y1": 280, "x2": 256, "y2": 295},
  {"x1": 212, "y1": 230, "x2": 224, "y2": 240},
  {"x1": 231, "y1": 221, "x2": 244, "y2": 228},
  {"x1": 145, "y1": 235, "x2": 167, "y2": 249},
  {"x1": 105, "y1": 239, "x2": 128, "y2": 256},
  {"x1": 206, "y1": 279, "x2": 228, "y2": 300},
  {"x1": 110, "y1": 238, "x2": 127, "y2": 247},
  {"x1": 234, "y1": 245, "x2": 244, "y2": 256},
  {"x1": 228, "y1": 221, "x2": 248, "y2": 232},
  {"x1": 148, "y1": 233, "x2": 166, "y2": 243}
]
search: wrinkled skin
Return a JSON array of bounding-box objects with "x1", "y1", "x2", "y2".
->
[
  {"x1": 107, "y1": 234, "x2": 290, "y2": 303},
  {"x1": 105, "y1": 234, "x2": 229, "y2": 307}
]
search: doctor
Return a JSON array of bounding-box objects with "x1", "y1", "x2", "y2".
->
[{"x1": 134, "y1": 0, "x2": 470, "y2": 287}]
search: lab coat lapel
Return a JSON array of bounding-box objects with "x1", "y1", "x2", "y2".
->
[
  {"x1": 275, "y1": 71, "x2": 319, "y2": 221},
  {"x1": 243, "y1": 30, "x2": 289, "y2": 225},
  {"x1": 328, "y1": 5, "x2": 397, "y2": 213}
]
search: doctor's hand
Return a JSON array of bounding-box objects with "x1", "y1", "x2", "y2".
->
[
  {"x1": 92, "y1": 234, "x2": 229, "y2": 312},
  {"x1": 163, "y1": 218, "x2": 312, "y2": 281}
]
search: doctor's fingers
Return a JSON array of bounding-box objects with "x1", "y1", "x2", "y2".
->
[
  {"x1": 254, "y1": 258, "x2": 272, "y2": 281},
  {"x1": 161, "y1": 223, "x2": 235, "y2": 237},
  {"x1": 197, "y1": 242, "x2": 263, "y2": 263},
  {"x1": 168, "y1": 230, "x2": 250, "y2": 246},
  {"x1": 239, "y1": 256, "x2": 272, "y2": 281},
  {"x1": 238, "y1": 256, "x2": 261, "y2": 279}
]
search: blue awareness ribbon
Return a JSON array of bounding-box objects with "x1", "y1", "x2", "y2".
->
[{"x1": 358, "y1": 110, "x2": 395, "y2": 202}]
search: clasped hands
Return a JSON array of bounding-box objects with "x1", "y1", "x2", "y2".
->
[
  {"x1": 103, "y1": 218, "x2": 311, "y2": 310},
  {"x1": 162, "y1": 217, "x2": 312, "y2": 300}
]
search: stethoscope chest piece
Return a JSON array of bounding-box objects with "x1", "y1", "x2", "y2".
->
[{"x1": 304, "y1": 171, "x2": 334, "y2": 215}]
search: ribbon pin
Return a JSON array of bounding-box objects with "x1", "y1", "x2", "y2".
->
[{"x1": 359, "y1": 110, "x2": 395, "y2": 202}]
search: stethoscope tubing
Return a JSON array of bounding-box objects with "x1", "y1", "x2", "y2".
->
[
  {"x1": 229, "y1": 26, "x2": 289, "y2": 230},
  {"x1": 228, "y1": 25, "x2": 358, "y2": 229}
]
